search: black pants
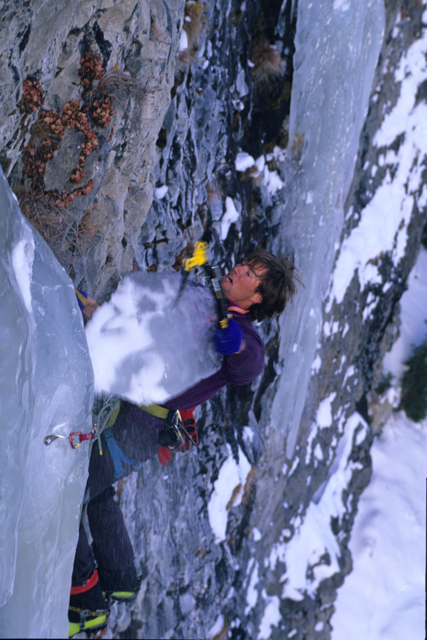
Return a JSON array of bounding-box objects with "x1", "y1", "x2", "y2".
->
[
  {"x1": 72, "y1": 401, "x2": 162, "y2": 588},
  {"x1": 72, "y1": 494, "x2": 136, "y2": 586}
]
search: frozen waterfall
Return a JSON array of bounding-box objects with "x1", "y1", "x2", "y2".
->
[
  {"x1": 0, "y1": 168, "x2": 94, "y2": 638},
  {"x1": 271, "y1": 0, "x2": 385, "y2": 457}
]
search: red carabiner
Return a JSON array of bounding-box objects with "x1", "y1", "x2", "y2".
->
[{"x1": 69, "y1": 431, "x2": 94, "y2": 449}]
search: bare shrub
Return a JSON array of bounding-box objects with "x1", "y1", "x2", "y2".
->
[
  {"x1": 183, "y1": 1, "x2": 209, "y2": 50},
  {"x1": 250, "y1": 38, "x2": 283, "y2": 89},
  {"x1": 17, "y1": 189, "x2": 99, "y2": 269},
  {"x1": 174, "y1": 49, "x2": 197, "y2": 85},
  {"x1": 87, "y1": 71, "x2": 146, "y2": 110}
]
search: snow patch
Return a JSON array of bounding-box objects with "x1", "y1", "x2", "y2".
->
[
  {"x1": 245, "y1": 559, "x2": 260, "y2": 614},
  {"x1": 258, "y1": 593, "x2": 281, "y2": 640},
  {"x1": 253, "y1": 527, "x2": 262, "y2": 541},
  {"x1": 316, "y1": 393, "x2": 336, "y2": 428},
  {"x1": 263, "y1": 165, "x2": 284, "y2": 194},
  {"x1": 208, "y1": 445, "x2": 252, "y2": 543},
  {"x1": 311, "y1": 354, "x2": 322, "y2": 374},
  {"x1": 235, "y1": 152, "x2": 255, "y2": 172},
  {"x1": 154, "y1": 185, "x2": 168, "y2": 200},
  {"x1": 278, "y1": 414, "x2": 368, "y2": 601},
  {"x1": 220, "y1": 197, "x2": 240, "y2": 240},
  {"x1": 207, "y1": 614, "x2": 225, "y2": 640},
  {"x1": 179, "y1": 30, "x2": 188, "y2": 51},
  {"x1": 332, "y1": 415, "x2": 426, "y2": 639},
  {"x1": 383, "y1": 247, "x2": 427, "y2": 380}
]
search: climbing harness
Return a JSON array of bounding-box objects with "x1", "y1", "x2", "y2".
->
[
  {"x1": 44, "y1": 394, "x2": 140, "y2": 479},
  {"x1": 103, "y1": 427, "x2": 136, "y2": 479},
  {"x1": 139, "y1": 403, "x2": 198, "y2": 449},
  {"x1": 138, "y1": 403, "x2": 184, "y2": 447}
]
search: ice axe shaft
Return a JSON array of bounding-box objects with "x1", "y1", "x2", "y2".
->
[
  {"x1": 172, "y1": 243, "x2": 229, "y2": 331},
  {"x1": 204, "y1": 264, "x2": 229, "y2": 330}
]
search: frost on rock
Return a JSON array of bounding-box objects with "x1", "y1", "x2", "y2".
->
[
  {"x1": 85, "y1": 271, "x2": 221, "y2": 404},
  {"x1": 0, "y1": 167, "x2": 93, "y2": 638}
]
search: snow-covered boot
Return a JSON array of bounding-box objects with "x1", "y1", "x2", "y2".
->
[{"x1": 68, "y1": 569, "x2": 110, "y2": 638}]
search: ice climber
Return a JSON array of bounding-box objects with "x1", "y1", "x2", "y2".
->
[{"x1": 68, "y1": 250, "x2": 300, "y2": 637}]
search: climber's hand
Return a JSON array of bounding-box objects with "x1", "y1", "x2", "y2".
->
[{"x1": 212, "y1": 318, "x2": 243, "y2": 355}]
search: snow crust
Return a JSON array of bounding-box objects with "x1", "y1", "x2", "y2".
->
[
  {"x1": 85, "y1": 271, "x2": 221, "y2": 404},
  {"x1": 0, "y1": 168, "x2": 93, "y2": 637},
  {"x1": 332, "y1": 244, "x2": 427, "y2": 640},
  {"x1": 332, "y1": 414, "x2": 425, "y2": 639}
]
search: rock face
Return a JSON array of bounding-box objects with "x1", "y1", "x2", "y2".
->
[
  {"x1": 1, "y1": 0, "x2": 426, "y2": 639},
  {"x1": 1, "y1": 0, "x2": 185, "y2": 297}
]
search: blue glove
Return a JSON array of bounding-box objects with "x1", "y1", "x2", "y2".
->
[{"x1": 212, "y1": 318, "x2": 243, "y2": 355}]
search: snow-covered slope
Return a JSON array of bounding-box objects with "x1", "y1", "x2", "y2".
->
[
  {"x1": 332, "y1": 246, "x2": 427, "y2": 640},
  {"x1": 0, "y1": 168, "x2": 94, "y2": 638}
]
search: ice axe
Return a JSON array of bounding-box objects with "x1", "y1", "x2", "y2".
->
[
  {"x1": 173, "y1": 241, "x2": 209, "y2": 307},
  {"x1": 173, "y1": 242, "x2": 229, "y2": 330}
]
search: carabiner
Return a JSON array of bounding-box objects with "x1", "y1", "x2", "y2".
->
[{"x1": 69, "y1": 431, "x2": 94, "y2": 449}]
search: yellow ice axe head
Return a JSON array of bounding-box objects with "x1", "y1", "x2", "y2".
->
[{"x1": 183, "y1": 241, "x2": 209, "y2": 271}]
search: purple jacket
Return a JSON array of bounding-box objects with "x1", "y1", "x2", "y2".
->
[
  {"x1": 164, "y1": 308, "x2": 265, "y2": 410},
  {"x1": 127, "y1": 306, "x2": 265, "y2": 431}
]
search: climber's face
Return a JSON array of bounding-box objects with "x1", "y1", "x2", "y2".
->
[{"x1": 221, "y1": 261, "x2": 265, "y2": 310}]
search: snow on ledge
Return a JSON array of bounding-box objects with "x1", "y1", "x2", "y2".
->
[
  {"x1": 208, "y1": 444, "x2": 252, "y2": 543},
  {"x1": 267, "y1": 413, "x2": 369, "y2": 601}
]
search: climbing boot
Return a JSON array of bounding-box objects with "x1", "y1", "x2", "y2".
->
[
  {"x1": 99, "y1": 564, "x2": 145, "y2": 604},
  {"x1": 68, "y1": 569, "x2": 110, "y2": 638}
]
